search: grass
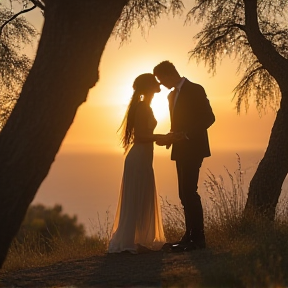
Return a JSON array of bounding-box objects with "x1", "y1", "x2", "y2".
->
[
  {"x1": 2, "y1": 233, "x2": 108, "y2": 271},
  {"x1": 201, "y1": 154, "x2": 288, "y2": 287},
  {"x1": 2, "y1": 207, "x2": 112, "y2": 271},
  {"x1": 2, "y1": 154, "x2": 288, "y2": 287},
  {"x1": 160, "y1": 154, "x2": 288, "y2": 287}
]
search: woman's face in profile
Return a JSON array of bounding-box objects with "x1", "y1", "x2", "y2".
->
[{"x1": 150, "y1": 80, "x2": 161, "y2": 94}]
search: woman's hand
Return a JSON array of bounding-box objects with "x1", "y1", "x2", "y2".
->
[
  {"x1": 155, "y1": 133, "x2": 175, "y2": 146},
  {"x1": 155, "y1": 132, "x2": 187, "y2": 146}
]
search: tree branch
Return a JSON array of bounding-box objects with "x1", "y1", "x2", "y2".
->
[
  {"x1": 243, "y1": 0, "x2": 288, "y2": 82},
  {"x1": 0, "y1": 5, "x2": 36, "y2": 37},
  {"x1": 234, "y1": 23, "x2": 246, "y2": 32},
  {"x1": 29, "y1": 0, "x2": 45, "y2": 11}
]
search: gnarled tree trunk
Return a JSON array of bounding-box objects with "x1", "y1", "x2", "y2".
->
[
  {"x1": 242, "y1": 0, "x2": 288, "y2": 220},
  {"x1": 245, "y1": 92, "x2": 288, "y2": 219},
  {"x1": 0, "y1": 0, "x2": 127, "y2": 268}
]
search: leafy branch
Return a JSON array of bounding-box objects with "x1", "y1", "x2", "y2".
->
[{"x1": 0, "y1": 5, "x2": 36, "y2": 37}]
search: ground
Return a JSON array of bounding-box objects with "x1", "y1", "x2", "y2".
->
[{"x1": 0, "y1": 249, "x2": 226, "y2": 288}]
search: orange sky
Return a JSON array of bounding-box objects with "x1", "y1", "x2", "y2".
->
[
  {"x1": 25, "y1": 3, "x2": 276, "y2": 156},
  {"x1": 61, "y1": 12, "x2": 275, "y2": 155},
  {"x1": 23, "y1": 2, "x2": 278, "y2": 230}
]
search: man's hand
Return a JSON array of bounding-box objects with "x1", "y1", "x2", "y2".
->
[
  {"x1": 173, "y1": 131, "x2": 189, "y2": 141},
  {"x1": 155, "y1": 133, "x2": 174, "y2": 146},
  {"x1": 156, "y1": 132, "x2": 187, "y2": 147}
]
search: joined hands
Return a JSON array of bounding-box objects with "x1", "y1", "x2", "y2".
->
[{"x1": 156, "y1": 132, "x2": 187, "y2": 148}]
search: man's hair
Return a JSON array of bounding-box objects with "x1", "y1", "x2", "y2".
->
[{"x1": 153, "y1": 60, "x2": 177, "y2": 76}]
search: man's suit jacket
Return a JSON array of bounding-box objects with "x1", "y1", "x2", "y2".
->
[{"x1": 169, "y1": 79, "x2": 215, "y2": 161}]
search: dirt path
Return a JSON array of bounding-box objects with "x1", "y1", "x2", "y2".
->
[{"x1": 0, "y1": 250, "x2": 220, "y2": 287}]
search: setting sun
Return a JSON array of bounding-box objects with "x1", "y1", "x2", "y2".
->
[
  {"x1": 103, "y1": 81, "x2": 171, "y2": 123},
  {"x1": 151, "y1": 86, "x2": 170, "y2": 121}
]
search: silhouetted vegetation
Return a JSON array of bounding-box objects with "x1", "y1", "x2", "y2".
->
[
  {"x1": 16, "y1": 204, "x2": 85, "y2": 245},
  {"x1": 0, "y1": 3, "x2": 37, "y2": 129},
  {"x1": 3, "y1": 204, "x2": 107, "y2": 271}
]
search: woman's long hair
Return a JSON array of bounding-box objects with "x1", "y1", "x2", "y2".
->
[
  {"x1": 118, "y1": 90, "x2": 141, "y2": 153},
  {"x1": 118, "y1": 73, "x2": 157, "y2": 154}
]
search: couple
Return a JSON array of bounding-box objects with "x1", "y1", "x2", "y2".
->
[{"x1": 108, "y1": 61, "x2": 215, "y2": 254}]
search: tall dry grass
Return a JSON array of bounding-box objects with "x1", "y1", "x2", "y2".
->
[
  {"x1": 202, "y1": 154, "x2": 288, "y2": 287},
  {"x1": 2, "y1": 227, "x2": 109, "y2": 272},
  {"x1": 2, "y1": 207, "x2": 113, "y2": 272},
  {"x1": 160, "y1": 154, "x2": 288, "y2": 287}
]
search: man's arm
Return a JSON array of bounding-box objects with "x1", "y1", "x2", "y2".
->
[{"x1": 185, "y1": 85, "x2": 215, "y2": 139}]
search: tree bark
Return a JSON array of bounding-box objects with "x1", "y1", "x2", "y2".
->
[
  {"x1": 243, "y1": 0, "x2": 288, "y2": 219},
  {"x1": 245, "y1": 92, "x2": 288, "y2": 219},
  {"x1": 243, "y1": 0, "x2": 288, "y2": 85},
  {"x1": 0, "y1": 0, "x2": 127, "y2": 268}
]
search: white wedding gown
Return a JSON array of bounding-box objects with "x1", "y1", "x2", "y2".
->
[{"x1": 108, "y1": 102, "x2": 166, "y2": 253}]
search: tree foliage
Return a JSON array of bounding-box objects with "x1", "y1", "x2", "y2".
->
[
  {"x1": 187, "y1": 0, "x2": 288, "y2": 114},
  {"x1": 0, "y1": 2, "x2": 37, "y2": 129},
  {"x1": 114, "y1": 0, "x2": 184, "y2": 42}
]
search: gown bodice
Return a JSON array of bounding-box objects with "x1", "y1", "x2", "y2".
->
[{"x1": 133, "y1": 102, "x2": 157, "y2": 144}]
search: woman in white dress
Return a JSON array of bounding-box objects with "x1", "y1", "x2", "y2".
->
[{"x1": 108, "y1": 73, "x2": 168, "y2": 254}]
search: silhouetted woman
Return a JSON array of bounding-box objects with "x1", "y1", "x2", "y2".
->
[{"x1": 108, "y1": 73, "x2": 166, "y2": 254}]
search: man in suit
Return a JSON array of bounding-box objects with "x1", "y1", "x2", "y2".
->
[{"x1": 153, "y1": 61, "x2": 215, "y2": 251}]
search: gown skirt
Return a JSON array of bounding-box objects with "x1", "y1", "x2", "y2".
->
[{"x1": 108, "y1": 142, "x2": 166, "y2": 253}]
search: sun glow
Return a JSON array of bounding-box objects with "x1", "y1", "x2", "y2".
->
[
  {"x1": 115, "y1": 83, "x2": 171, "y2": 122},
  {"x1": 151, "y1": 86, "x2": 170, "y2": 121}
]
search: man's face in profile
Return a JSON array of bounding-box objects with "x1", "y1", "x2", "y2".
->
[{"x1": 155, "y1": 74, "x2": 175, "y2": 90}]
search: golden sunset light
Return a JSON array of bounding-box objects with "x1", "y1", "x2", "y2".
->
[{"x1": 151, "y1": 86, "x2": 170, "y2": 121}]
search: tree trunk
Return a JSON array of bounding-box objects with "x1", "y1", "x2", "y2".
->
[
  {"x1": 243, "y1": 0, "x2": 288, "y2": 85},
  {"x1": 0, "y1": 0, "x2": 127, "y2": 268},
  {"x1": 242, "y1": 0, "x2": 288, "y2": 220},
  {"x1": 244, "y1": 91, "x2": 288, "y2": 220}
]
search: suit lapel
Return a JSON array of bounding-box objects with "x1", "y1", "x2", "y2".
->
[
  {"x1": 168, "y1": 89, "x2": 176, "y2": 131},
  {"x1": 168, "y1": 79, "x2": 188, "y2": 131},
  {"x1": 173, "y1": 79, "x2": 187, "y2": 115}
]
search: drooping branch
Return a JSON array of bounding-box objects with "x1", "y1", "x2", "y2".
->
[
  {"x1": 233, "y1": 61, "x2": 280, "y2": 114},
  {"x1": 114, "y1": 0, "x2": 183, "y2": 43},
  {"x1": 0, "y1": 5, "x2": 36, "y2": 37},
  {"x1": 190, "y1": 21, "x2": 247, "y2": 75}
]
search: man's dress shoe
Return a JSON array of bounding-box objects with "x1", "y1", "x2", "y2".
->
[{"x1": 162, "y1": 240, "x2": 206, "y2": 252}]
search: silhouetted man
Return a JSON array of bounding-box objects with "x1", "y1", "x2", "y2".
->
[{"x1": 154, "y1": 61, "x2": 215, "y2": 251}]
